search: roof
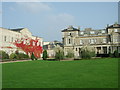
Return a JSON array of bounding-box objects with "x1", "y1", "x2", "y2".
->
[
  {"x1": 107, "y1": 24, "x2": 120, "y2": 29},
  {"x1": 9, "y1": 28, "x2": 24, "y2": 32},
  {"x1": 61, "y1": 25, "x2": 80, "y2": 32}
]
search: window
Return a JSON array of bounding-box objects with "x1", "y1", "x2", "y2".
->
[
  {"x1": 4, "y1": 36, "x2": 6, "y2": 42},
  {"x1": 94, "y1": 39, "x2": 97, "y2": 43},
  {"x1": 80, "y1": 32, "x2": 84, "y2": 34},
  {"x1": 114, "y1": 39, "x2": 118, "y2": 42},
  {"x1": 68, "y1": 39, "x2": 71, "y2": 44},
  {"x1": 114, "y1": 29, "x2": 118, "y2": 32},
  {"x1": 70, "y1": 33, "x2": 72, "y2": 35},
  {"x1": 90, "y1": 31, "x2": 95, "y2": 34},
  {"x1": 80, "y1": 40, "x2": 83, "y2": 44},
  {"x1": 11, "y1": 37, "x2": 13, "y2": 42},
  {"x1": 102, "y1": 30, "x2": 105, "y2": 33},
  {"x1": 103, "y1": 38, "x2": 107, "y2": 43},
  {"x1": 91, "y1": 39, "x2": 94, "y2": 44},
  {"x1": 89, "y1": 39, "x2": 95, "y2": 44},
  {"x1": 76, "y1": 48, "x2": 77, "y2": 51}
]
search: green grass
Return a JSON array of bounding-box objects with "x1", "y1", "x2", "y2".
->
[{"x1": 2, "y1": 58, "x2": 118, "y2": 88}]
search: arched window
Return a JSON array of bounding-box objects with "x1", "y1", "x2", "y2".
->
[{"x1": 68, "y1": 39, "x2": 71, "y2": 44}]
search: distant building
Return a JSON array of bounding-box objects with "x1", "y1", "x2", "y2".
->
[
  {"x1": 43, "y1": 41, "x2": 63, "y2": 58},
  {"x1": 61, "y1": 23, "x2": 120, "y2": 58},
  {"x1": 0, "y1": 27, "x2": 43, "y2": 57}
]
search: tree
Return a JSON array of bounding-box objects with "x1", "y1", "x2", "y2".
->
[
  {"x1": 42, "y1": 50, "x2": 48, "y2": 60},
  {"x1": 14, "y1": 36, "x2": 43, "y2": 59}
]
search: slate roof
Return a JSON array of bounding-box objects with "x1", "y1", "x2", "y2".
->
[
  {"x1": 9, "y1": 28, "x2": 24, "y2": 32},
  {"x1": 61, "y1": 25, "x2": 80, "y2": 32},
  {"x1": 107, "y1": 24, "x2": 120, "y2": 29}
]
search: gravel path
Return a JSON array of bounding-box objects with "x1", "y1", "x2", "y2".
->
[{"x1": 1, "y1": 59, "x2": 33, "y2": 64}]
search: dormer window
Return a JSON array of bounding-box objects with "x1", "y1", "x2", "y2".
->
[
  {"x1": 102, "y1": 30, "x2": 105, "y2": 33},
  {"x1": 80, "y1": 32, "x2": 84, "y2": 34},
  {"x1": 90, "y1": 31, "x2": 95, "y2": 34}
]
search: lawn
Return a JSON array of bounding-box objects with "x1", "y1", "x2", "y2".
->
[{"x1": 2, "y1": 58, "x2": 118, "y2": 88}]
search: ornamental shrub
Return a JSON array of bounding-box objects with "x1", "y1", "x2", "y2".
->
[
  {"x1": 66, "y1": 49, "x2": 74, "y2": 58},
  {"x1": 54, "y1": 46, "x2": 64, "y2": 61},
  {"x1": 81, "y1": 46, "x2": 96, "y2": 59},
  {"x1": 42, "y1": 50, "x2": 48, "y2": 60},
  {"x1": 0, "y1": 50, "x2": 9, "y2": 59},
  {"x1": 18, "y1": 53, "x2": 29, "y2": 59},
  {"x1": 113, "y1": 50, "x2": 119, "y2": 57},
  {"x1": 31, "y1": 53, "x2": 37, "y2": 60},
  {"x1": 9, "y1": 53, "x2": 19, "y2": 60}
]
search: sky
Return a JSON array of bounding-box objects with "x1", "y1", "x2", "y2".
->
[{"x1": 1, "y1": 2, "x2": 118, "y2": 41}]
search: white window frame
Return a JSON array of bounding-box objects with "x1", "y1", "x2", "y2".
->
[
  {"x1": 114, "y1": 29, "x2": 118, "y2": 32},
  {"x1": 80, "y1": 40, "x2": 83, "y2": 45},
  {"x1": 103, "y1": 38, "x2": 107, "y2": 43},
  {"x1": 80, "y1": 32, "x2": 84, "y2": 35},
  {"x1": 102, "y1": 30, "x2": 105, "y2": 33},
  {"x1": 91, "y1": 39, "x2": 94, "y2": 44},
  {"x1": 90, "y1": 31, "x2": 95, "y2": 34}
]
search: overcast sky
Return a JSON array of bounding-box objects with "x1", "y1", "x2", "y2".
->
[{"x1": 2, "y1": 2, "x2": 118, "y2": 41}]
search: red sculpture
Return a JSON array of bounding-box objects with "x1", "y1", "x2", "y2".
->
[{"x1": 14, "y1": 37, "x2": 43, "y2": 58}]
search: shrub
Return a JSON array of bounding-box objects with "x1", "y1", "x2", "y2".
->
[
  {"x1": 0, "y1": 50, "x2": 9, "y2": 59},
  {"x1": 108, "y1": 51, "x2": 114, "y2": 57},
  {"x1": 18, "y1": 53, "x2": 29, "y2": 59},
  {"x1": 24, "y1": 54, "x2": 29, "y2": 59},
  {"x1": 31, "y1": 53, "x2": 37, "y2": 60},
  {"x1": 9, "y1": 53, "x2": 19, "y2": 60},
  {"x1": 66, "y1": 49, "x2": 74, "y2": 58},
  {"x1": 42, "y1": 50, "x2": 48, "y2": 60},
  {"x1": 54, "y1": 46, "x2": 64, "y2": 61},
  {"x1": 81, "y1": 46, "x2": 96, "y2": 59},
  {"x1": 113, "y1": 50, "x2": 119, "y2": 58}
]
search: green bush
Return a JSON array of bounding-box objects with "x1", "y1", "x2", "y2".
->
[
  {"x1": 113, "y1": 50, "x2": 119, "y2": 57},
  {"x1": 9, "y1": 53, "x2": 19, "y2": 60},
  {"x1": 108, "y1": 52, "x2": 114, "y2": 57},
  {"x1": 0, "y1": 50, "x2": 9, "y2": 59},
  {"x1": 18, "y1": 53, "x2": 29, "y2": 59},
  {"x1": 54, "y1": 46, "x2": 64, "y2": 61},
  {"x1": 81, "y1": 46, "x2": 96, "y2": 59},
  {"x1": 42, "y1": 50, "x2": 48, "y2": 60},
  {"x1": 31, "y1": 53, "x2": 37, "y2": 60},
  {"x1": 55, "y1": 51, "x2": 64, "y2": 61},
  {"x1": 66, "y1": 50, "x2": 74, "y2": 58}
]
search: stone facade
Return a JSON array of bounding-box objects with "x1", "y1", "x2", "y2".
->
[
  {"x1": 61, "y1": 23, "x2": 120, "y2": 58},
  {"x1": 0, "y1": 27, "x2": 43, "y2": 56},
  {"x1": 43, "y1": 41, "x2": 63, "y2": 58}
]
